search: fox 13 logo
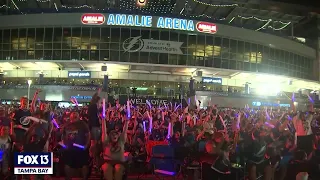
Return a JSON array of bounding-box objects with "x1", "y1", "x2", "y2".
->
[{"x1": 14, "y1": 152, "x2": 53, "y2": 175}]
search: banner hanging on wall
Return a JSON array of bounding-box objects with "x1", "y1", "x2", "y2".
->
[{"x1": 123, "y1": 36, "x2": 183, "y2": 54}]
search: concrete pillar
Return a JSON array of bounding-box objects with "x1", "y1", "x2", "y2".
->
[
  {"x1": 189, "y1": 78, "x2": 196, "y2": 108},
  {"x1": 38, "y1": 74, "x2": 44, "y2": 84}
]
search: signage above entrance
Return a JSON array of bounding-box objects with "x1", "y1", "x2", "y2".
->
[
  {"x1": 80, "y1": 13, "x2": 203, "y2": 32},
  {"x1": 81, "y1": 13, "x2": 105, "y2": 25},
  {"x1": 68, "y1": 71, "x2": 91, "y2": 78},
  {"x1": 196, "y1": 22, "x2": 218, "y2": 34}
]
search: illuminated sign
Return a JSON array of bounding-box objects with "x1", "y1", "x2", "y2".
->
[
  {"x1": 202, "y1": 77, "x2": 222, "y2": 84},
  {"x1": 68, "y1": 71, "x2": 91, "y2": 78},
  {"x1": 71, "y1": 96, "x2": 92, "y2": 100},
  {"x1": 196, "y1": 22, "x2": 217, "y2": 34},
  {"x1": 123, "y1": 36, "x2": 183, "y2": 54},
  {"x1": 81, "y1": 13, "x2": 105, "y2": 25},
  {"x1": 252, "y1": 101, "x2": 290, "y2": 107}
]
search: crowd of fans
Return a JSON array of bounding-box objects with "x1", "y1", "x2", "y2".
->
[{"x1": 0, "y1": 88, "x2": 319, "y2": 180}]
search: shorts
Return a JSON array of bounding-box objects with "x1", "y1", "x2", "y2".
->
[
  {"x1": 63, "y1": 149, "x2": 90, "y2": 169},
  {"x1": 90, "y1": 127, "x2": 101, "y2": 141}
]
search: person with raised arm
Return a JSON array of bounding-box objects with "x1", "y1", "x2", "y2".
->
[
  {"x1": 12, "y1": 89, "x2": 40, "y2": 144},
  {"x1": 101, "y1": 100, "x2": 129, "y2": 180},
  {"x1": 292, "y1": 94, "x2": 315, "y2": 156},
  {"x1": 88, "y1": 87, "x2": 102, "y2": 166}
]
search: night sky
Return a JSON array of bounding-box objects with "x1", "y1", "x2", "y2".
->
[{"x1": 274, "y1": 0, "x2": 320, "y2": 8}]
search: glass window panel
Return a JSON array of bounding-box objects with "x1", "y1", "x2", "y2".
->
[
  {"x1": 213, "y1": 37, "x2": 221, "y2": 57},
  {"x1": 101, "y1": 27, "x2": 110, "y2": 43},
  {"x1": 53, "y1": 50, "x2": 61, "y2": 60},
  {"x1": 3, "y1": 44, "x2": 10, "y2": 51},
  {"x1": 35, "y1": 28, "x2": 44, "y2": 43},
  {"x1": 100, "y1": 50, "x2": 110, "y2": 61},
  {"x1": 35, "y1": 50, "x2": 43, "y2": 60},
  {"x1": 44, "y1": 28, "x2": 53, "y2": 42},
  {"x1": 110, "y1": 28, "x2": 120, "y2": 42},
  {"x1": 230, "y1": 39, "x2": 237, "y2": 53},
  {"x1": 180, "y1": 33, "x2": 187, "y2": 48},
  {"x1": 11, "y1": 29, "x2": 18, "y2": 50},
  {"x1": 71, "y1": 50, "x2": 80, "y2": 60},
  {"x1": 18, "y1": 29, "x2": 27, "y2": 50},
  {"x1": 27, "y1": 28, "x2": 35, "y2": 51},
  {"x1": 0, "y1": 30, "x2": 2, "y2": 43},
  {"x1": 3, "y1": 29, "x2": 10, "y2": 43},
  {"x1": 121, "y1": 28, "x2": 131, "y2": 46},
  {"x1": 53, "y1": 28, "x2": 62, "y2": 42},
  {"x1": 44, "y1": 50, "x2": 52, "y2": 60},
  {"x1": 70, "y1": 27, "x2": 81, "y2": 50},
  {"x1": 151, "y1": 30, "x2": 159, "y2": 40},
  {"x1": 160, "y1": 30, "x2": 169, "y2": 40},
  {"x1": 170, "y1": 31, "x2": 178, "y2": 42},
  {"x1": 80, "y1": 50, "x2": 89, "y2": 60},
  {"x1": 62, "y1": 50, "x2": 70, "y2": 60}
]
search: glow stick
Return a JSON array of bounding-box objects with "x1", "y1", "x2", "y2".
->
[
  {"x1": 102, "y1": 99, "x2": 106, "y2": 118},
  {"x1": 174, "y1": 102, "x2": 177, "y2": 110},
  {"x1": 307, "y1": 94, "x2": 314, "y2": 103},
  {"x1": 127, "y1": 100, "x2": 131, "y2": 118},
  {"x1": 59, "y1": 142, "x2": 66, "y2": 148},
  {"x1": 73, "y1": 143, "x2": 85, "y2": 149},
  {"x1": 174, "y1": 103, "x2": 181, "y2": 112},
  {"x1": 143, "y1": 121, "x2": 146, "y2": 132},
  {"x1": 265, "y1": 122, "x2": 275, "y2": 128},
  {"x1": 147, "y1": 111, "x2": 152, "y2": 133},
  {"x1": 188, "y1": 98, "x2": 190, "y2": 105},
  {"x1": 52, "y1": 119, "x2": 60, "y2": 129},
  {"x1": 167, "y1": 123, "x2": 171, "y2": 139},
  {"x1": 292, "y1": 92, "x2": 295, "y2": 102},
  {"x1": 74, "y1": 98, "x2": 78, "y2": 106},
  {"x1": 146, "y1": 100, "x2": 151, "y2": 109}
]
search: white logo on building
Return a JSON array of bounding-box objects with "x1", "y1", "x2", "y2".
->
[
  {"x1": 123, "y1": 36, "x2": 144, "y2": 53},
  {"x1": 122, "y1": 36, "x2": 183, "y2": 54}
]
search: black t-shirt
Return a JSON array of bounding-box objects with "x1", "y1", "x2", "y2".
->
[
  {"x1": 14, "y1": 109, "x2": 32, "y2": 126},
  {"x1": 87, "y1": 104, "x2": 100, "y2": 128},
  {"x1": 14, "y1": 109, "x2": 31, "y2": 143},
  {"x1": 24, "y1": 139, "x2": 47, "y2": 152},
  {"x1": 63, "y1": 121, "x2": 90, "y2": 150}
]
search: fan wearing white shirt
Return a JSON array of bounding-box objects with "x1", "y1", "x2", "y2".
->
[{"x1": 292, "y1": 105, "x2": 314, "y2": 155}]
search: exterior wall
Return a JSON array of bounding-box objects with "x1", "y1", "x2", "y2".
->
[{"x1": 0, "y1": 13, "x2": 314, "y2": 58}]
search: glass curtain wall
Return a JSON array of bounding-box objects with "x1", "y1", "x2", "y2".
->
[{"x1": 0, "y1": 27, "x2": 313, "y2": 80}]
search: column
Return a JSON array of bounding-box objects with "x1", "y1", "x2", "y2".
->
[
  {"x1": 38, "y1": 74, "x2": 44, "y2": 84},
  {"x1": 103, "y1": 75, "x2": 108, "y2": 93},
  {"x1": 189, "y1": 78, "x2": 196, "y2": 108},
  {"x1": 0, "y1": 74, "x2": 3, "y2": 85}
]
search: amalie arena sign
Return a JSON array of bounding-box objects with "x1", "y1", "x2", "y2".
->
[{"x1": 81, "y1": 13, "x2": 218, "y2": 34}]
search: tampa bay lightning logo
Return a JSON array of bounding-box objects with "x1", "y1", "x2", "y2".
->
[
  {"x1": 20, "y1": 116, "x2": 30, "y2": 126},
  {"x1": 123, "y1": 36, "x2": 144, "y2": 53}
]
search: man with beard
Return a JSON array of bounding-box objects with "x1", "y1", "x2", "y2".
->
[{"x1": 62, "y1": 112, "x2": 91, "y2": 180}]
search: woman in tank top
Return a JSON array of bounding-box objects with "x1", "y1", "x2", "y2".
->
[{"x1": 101, "y1": 109, "x2": 129, "y2": 180}]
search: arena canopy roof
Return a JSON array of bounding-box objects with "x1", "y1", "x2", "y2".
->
[
  {"x1": 1, "y1": 61, "x2": 320, "y2": 93},
  {"x1": 0, "y1": 0, "x2": 312, "y2": 35}
]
